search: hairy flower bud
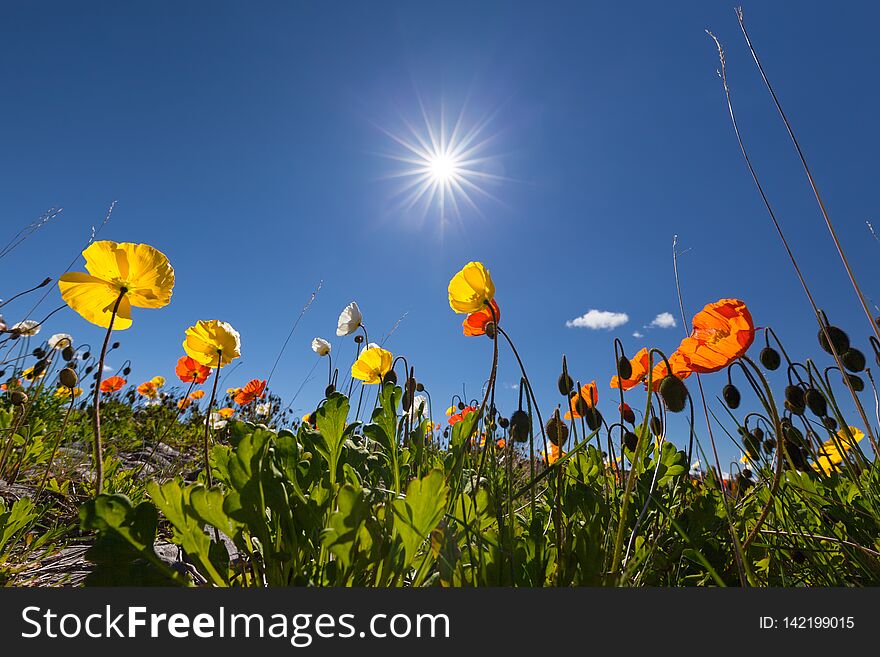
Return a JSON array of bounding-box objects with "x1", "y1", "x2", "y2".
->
[
  {"x1": 59, "y1": 367, "x2": 78, "y2": 389},
  {"x1": 844, "y1": 373, "x2": 864, "y2": 392},
  {"x1": 722, "y1": 384, "x2": 741, "y2": 409},
  {"x1": 784, "y1": 385, "x2": 805, "y2": 415},
  {"x1": 623, "y1": 431, "x2": 638, "y2": 452},
  {"x1": 616, "y1": 355, "x2": 633, "y2": 381},
  {"x1": 557, "y1": 372, "x2": 574, "y2": 396},
  {"x1": 818, "y1": 326, "x2": 850, "y2": 355},
  {"x1": 759, "y1": 347, "x2": 781, "y2": 371},
  {"x1": 659, "y1": 375, "x2": 687, "y2": 413},
  {"x1": 649, "y1": 416, "x2": 663, "y2": 436},
  {"x1": 545, "y1": 413, "x2": 569, "y2": 447},
  {"x1": 10, "y1": 390, "x2": 27, "y2": 406},
  {"x1": 509, "y1": 410, "x2": 530, "y2": 443},
  {"x1": 804, "y1": 388, "x2": 827, "y2": 417},
  {"x1": 841, "y1": 348, "x2": 866, "y2": 373}
]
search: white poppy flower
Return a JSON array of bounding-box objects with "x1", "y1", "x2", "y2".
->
[
  {"x1": 406, "y1": 394, "x2": 428, "y2": 422},
  {"x1": 336, "y1": 302, "x2": 362, "y2": 336},
  {"x1": 48, "y1": 333, "x2": 73, "y2": 350},
  {"x1": 12, "y1": 319, "x2": 40, "y2": 336},
  {"x1": 255, "y1": 402, "x2": 270, "y2": 416},
  {"x1": 311, "y1": 337, "x2": 331, "y2": 356},
  {"x1": 210, "y1": 412, "x2": 228, "y2": 430}
]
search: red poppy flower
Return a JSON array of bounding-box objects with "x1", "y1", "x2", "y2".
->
[
  {"x1": 176, "y1": 356, "x2": 210, "y2": 384},
  {"x1": 234, "y1": 379, "x2": 267, "y2": 405},
  {"x1": 565, "y1": 381, "x2": 598, "y2": 420},
  {"x1": 463, "y1": 300, "x2": 501, "y2": 337},
  {"x1": 675, "y1": 299, "x2": 755, "y2": 374},
  {"x1": 448, "y1": 405, "x2": 477, "y2": 426},
  {"x1": 100, "y1": 376, "x2": 126, "y2": 393}
]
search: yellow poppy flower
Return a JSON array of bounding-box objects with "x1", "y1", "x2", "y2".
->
[
  {"x1": 55, "y1": 386, "x2": 83, "y2": 399},
  {"x1": 351, "y1": 346, "x2": 393, "y2": 384},
  {"x1": 448, "y1": 261, "x2": 495, "y2": 314},
  {"x1": 22, "y1": 366, "x2": 45, "y2": 381},
  {"x1": 183, "y1": 320, "x2": 241, "y2": 368},
  {"x1": 813, "y1": 426, "x2": 865, "y2": 475},
  {"x1": 58, "y1": 241, "x2": 174, "y2": 330},
  {"x1": 150, "y1": 375, "x2": 165, "y2": 387},
  {"x1": 217, "y1": 407, "x2": 235, "y2": 419}
]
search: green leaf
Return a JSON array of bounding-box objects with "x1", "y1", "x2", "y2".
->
[
  {"x1": 392, "y1": 469, "x2": 449, "y2": 567},
  {"x1": 321, "y1": 484, "x2": 373, "y2": 569}
]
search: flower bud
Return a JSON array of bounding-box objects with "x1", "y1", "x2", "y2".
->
[
  {"x1": 557, "y1": 372, "x2": 574, "y2": 396},
  {"x1": 623, "y1": 431, "x2": 638, "y2": 451},
  {"x1": 545, "y1": 413, "x2": 569, "y2": 446},
  {"x1": 841, "y1": 348, "x2": 866, "y2": 373},
  {"x1": 844, "y1": 373, "x2": 864, "y2": 392},
  {"x1": 354, "y1": 335, "x2": 364, "y2": 344},
  {"x1": 62, "y1": 345, "x2": 75, "y2": 362},
  {"x1": 743, "y1": 431, "x2": 761, "y2": 460},
  {"x1": 804, "y1": 388, "x2": 827, "y2": 417},
  {"x1": 10, "y1": 390, "x2": 27, "y2": 406},
  {"x1": 649, "y1": 416, "x2": 663, "y2": 436},
  {"x1": 616, "y1": 356, "x2": 633, "y2": 381},
  {"x1": 32, "y1": 359, "x2": 48, "y2": 377},
  {"x1": 59, "y1": 367, "x2": 78, "y2": 389},
  {"x1": 111, "y1": 341, "x2": 120, "y2": 350},
  {"x1": 784, "y1": 385, "x2": 805, "y2": 414},
  {"x1": 659, "y1": 376, "x2": 687, "y2": 413},
  {"x1": 759, "y1": 346, "x2": 781, "y2": 370},
  {"x1": 509, "y1": 410, "x2": 530, "y2": 443},
  {"x1": 32, "y1": 347, "x2": 46, "y2": 359},
  {"x1": 763, "y1": 437, "x2": 776, "y2": 453},
  {"x1": 325, "y1": 384, "x2": 335, "y2": 397},
  {"x1": 382, "y1": 370, "x2": 398, "y2": 385},
  {"x1": 584, "y1": 407, "x2": 603, "y2": 432},
  {"x1": 823, "y1": 416, "x2": 838, "y2": 431},
  {"x1": 416, "y1": 382, "x2": 425, "y2": 392},
  {"x1": 722, "y1": 384, "x2": 741, "y2": 409},
  {"x1": 499, "y1": 416, "x2": 509, "y2": 429},
  {"x1": 619, "y1": 404, "x2": 635, "y2": 425},
  {"x1": 818, "y1": 326, "x2": 850, "y2": 355},
  {"x1": 122, "y1": 366, "x2": 131, "y2": 376}
]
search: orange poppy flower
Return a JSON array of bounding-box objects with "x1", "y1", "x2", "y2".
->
[
  {"x1": 565, "y1": 381, "x2": 598, "y2": 420},
  {"x1": 177, "y1": 397, "x2": 192, "y2": 410},
  {"x1": 543, "y1": 442, "x2": 564, "y2": 465},
  {"x1": 234, "y1": 379, "x2": 266, "y2": 405},
  {"x1": 1, "y1": 379, "x2": 22, "y2": 391},
  {"x1": 100, "y1": 376, "x2": 126, "y2": 393},
  {"x1": 217, "y1": 407, "x2": 235, "y2": 419},
  {"x1": 649, "y1": 351, "x2": 692, "y2": 391},
  {"x1": 448, "y1": 405, "x2": 477, "y2": 426},
  {"x1": 675, "y1": 299, "x2": 755, "y2": 374},
  {"x1": 463, "y1": 300, "x2": 501, "y2": 337},
  {"x1": 610, "y1": 348, "x2": 651, "y2": 391},
  {"x1": 175, "y1": 356, "x2": 210, "y2": 384},
  {"x1": 495, "y1": 437, "x2": 506, "y2": 449},
  {"x1": 137, "y1": 381, "x2": 158, "y2": 398},
  {"x1": 189, "y1": 389, "x2": 205, "y2": 400}
]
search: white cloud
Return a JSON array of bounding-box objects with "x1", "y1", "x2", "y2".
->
[
  {"x1": 648, "y1": 312, "x2": 677, "y2": 329},
  {"x1": 565, "y1": 309, "x2": 629, "y2": 330},
  {"x1": 632, "y1": 331, "x2": 644, "y2": 338}
]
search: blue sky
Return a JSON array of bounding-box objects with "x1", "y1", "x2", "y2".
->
[{"x1": 2, "y1": 1, "x2": 879, "y2": 467}]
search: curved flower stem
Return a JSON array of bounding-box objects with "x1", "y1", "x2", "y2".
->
[
  {"x1": 203, "y1": 354, "x2": 223, "y2": 488},
  {"x1": 91, "y1": 290, "x2": 125, "y2": 495},
  {"x1": 37, "y1": 393, "x2": 76, "y2": 496},
  {"x1": 472, "y1": 304, "x2": 499, "y2": 490},
  {"x1": 739, "y1": 355, "x2": 785, "y2": 552}
]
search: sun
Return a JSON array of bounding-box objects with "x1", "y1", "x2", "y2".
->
[
  {"x1": 379, "y1": 98, "x2": 508, "y2": 230},
  {"x1": 427, "y1": 151, "x2": 459, "y2": 184}
]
